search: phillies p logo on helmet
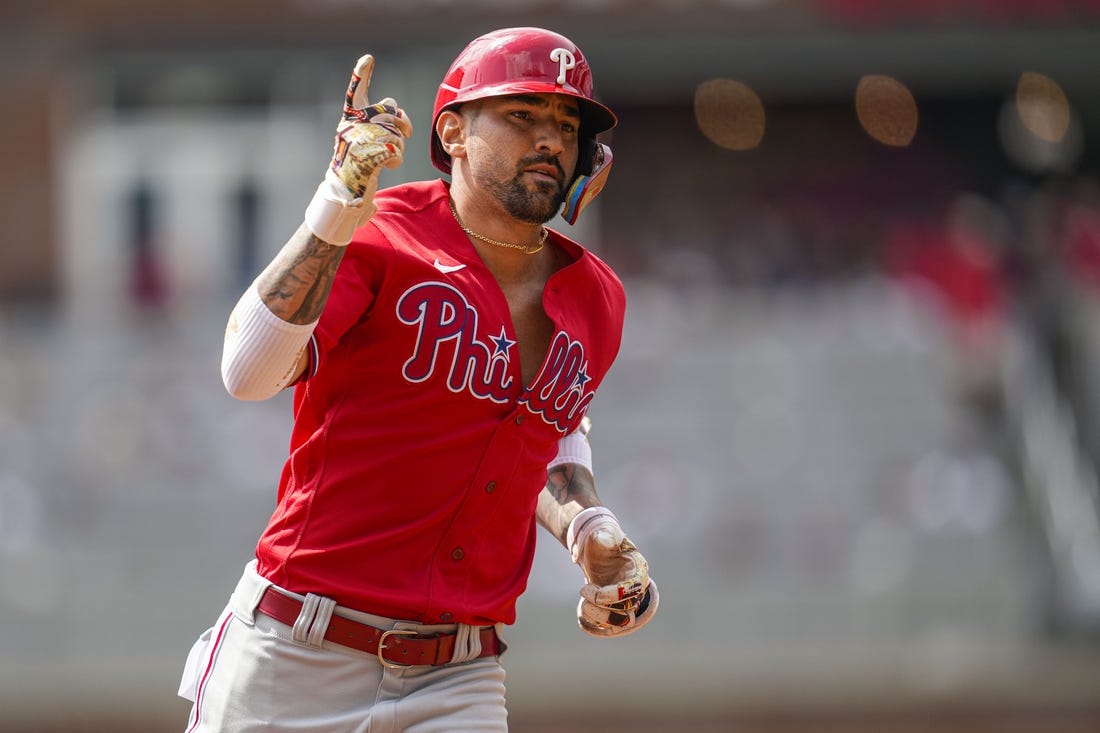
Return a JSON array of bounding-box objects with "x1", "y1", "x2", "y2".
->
[{"x1": 550, "y1": 48, "x2": 577, "y2": 85}]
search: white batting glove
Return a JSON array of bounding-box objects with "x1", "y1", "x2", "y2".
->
[
  {"x1": 304, "y1": 54, "x2": 413, "y2": 246},
  {"x1": 568, "y1": 507, "x2": 659, "y2": 638}
]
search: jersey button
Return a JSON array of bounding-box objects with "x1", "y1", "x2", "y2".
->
[
  {"x1": 440, "y1": 612, "x2": 453, "y2": 621},
  {"x1": 485, "y1": 480, "x2": 496, "y2": 494},
  {"x1": 451, "y1": 547, "x2": 465, "y2": 561},
  {"x1": 514, "y1": 414, "x2": 524, "y2": 425}
]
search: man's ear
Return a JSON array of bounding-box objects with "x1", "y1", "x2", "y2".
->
[{"x1": 436, "y1": 109, "x2": 467, "y2": 162}]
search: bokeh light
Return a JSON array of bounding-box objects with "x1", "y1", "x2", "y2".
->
[
  {"x1": 854, "y1": 74, "x2": 918, "y2": 147},
  {"x1": 1015, "y1": 71, "x2": 1071, "y2": 144},
  {"x1": 998, "y1": 72, "x2": 1082, "y2": 174},
  {"x1": 694, "y1": 78, "x2": 766, "y2": 151}
]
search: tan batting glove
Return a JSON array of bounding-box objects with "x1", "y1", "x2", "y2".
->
[
  {"x1": 567, "y1": 507, "x2": 659, "y2": 638},
  {"x1": 304, "y1": 54, "x2": 413, "y2": 246}
]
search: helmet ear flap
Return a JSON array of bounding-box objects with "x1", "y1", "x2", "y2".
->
[
  {"x1": 562, "y1": 141, "x2": 612, "y2": 225},
  {"x1": 575, "y1": 137, "x2": 597, "y2": 177}
]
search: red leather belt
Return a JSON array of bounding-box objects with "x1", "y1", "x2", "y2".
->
[{"x1": 256, "y1": 587, "x2": 502, "y2": 669}]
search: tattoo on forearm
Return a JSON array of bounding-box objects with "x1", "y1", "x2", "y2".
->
[
  {"x1": 539, "y1": 464, "x2": 600, "y2": 546},
  {"x1": 545, "y1": 464, "x2": 576, "y2": 505},
  {"x1": 257, "y1": 230, "x2": 346, "y2": 325}
]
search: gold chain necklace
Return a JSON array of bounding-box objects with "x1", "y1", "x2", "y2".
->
[{"x1": 449, "y1": 199, "x2": 547, "y2": 255}]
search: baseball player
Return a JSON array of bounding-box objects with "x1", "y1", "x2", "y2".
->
[{"x1": 179, "y1": 27, "x2": 658, "y2": 732}]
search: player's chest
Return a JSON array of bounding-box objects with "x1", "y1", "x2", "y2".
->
[{"x1": 497, "y1": 279, "x2": 557, "y2": 388}]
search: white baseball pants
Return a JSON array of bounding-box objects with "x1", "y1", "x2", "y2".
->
[{"x1": 179, "y1": 561, "x2": 509, "y2": 732}]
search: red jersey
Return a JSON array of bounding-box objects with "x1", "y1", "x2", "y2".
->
[{"x1": 254, "y1": 180, "x2": 626, "y2": 625}]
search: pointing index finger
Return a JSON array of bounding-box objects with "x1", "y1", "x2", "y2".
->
[{"x1": 343, "y1": 54, "x2": 375, "y2": 121}]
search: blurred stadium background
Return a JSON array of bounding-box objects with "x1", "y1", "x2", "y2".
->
[{"x1": 3, "y1": 1, "x2": 1100, "y2": 731}]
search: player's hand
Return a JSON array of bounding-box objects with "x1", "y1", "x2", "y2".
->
[
  {"x1": 330, "y1": 54, "x2": 413, "y2": 198},
  {"x1": 568, "y1": 508, "x2": 659, "y2": 638},
  {"x1": 304, "y1": 54, "x2": 413, "y2": 246}
]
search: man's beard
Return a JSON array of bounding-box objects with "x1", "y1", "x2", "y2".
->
[{"x1": 477, "y1": 155, "x2": 568, "y2": 224}]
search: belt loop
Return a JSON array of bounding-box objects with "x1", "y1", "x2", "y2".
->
[
  {"x1": 292, "y1": 594, "x2": 321, "y2": 645},
  {"x1": 291, "y1": 593, "x2": 337, "y2": 648},
  {"x1": 307, "y1": 596, "x2": 337, "y2": 647},
  {"x1": 448, "y1": 623, "x2": 481, "y2": 665}
]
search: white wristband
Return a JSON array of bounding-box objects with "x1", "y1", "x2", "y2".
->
[
  {"x1": 566, "y1": 506, "x2": 619, "y2": 563},
  {"x1": 221, "y1": 282, "x2": 318, "y2": 401},
  {"x1": 303, "y1": 168, "x2": 377, "y2": 246},
  {"x1": 547, "y1": 428, "x2": 593, "y2": 474}
]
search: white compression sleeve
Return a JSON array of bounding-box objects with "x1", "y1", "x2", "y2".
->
[
  {"x1": 548, "y1": 428, "x2": 593, "y2": 474},
  {"x1": 221, "y1": 282, "x2": 318, "y2": 401}
]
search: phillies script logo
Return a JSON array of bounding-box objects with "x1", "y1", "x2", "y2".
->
[
  {"x1": 521, "y1": 330, "x2": 595, "y2": 432},
  {"x1": 397, "y1": 282, "x2": 594, "y2": 431}
]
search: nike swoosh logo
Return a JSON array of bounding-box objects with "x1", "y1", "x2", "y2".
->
[{"x1": 433, "y1": 259, "x2": 467, "y2": 274}]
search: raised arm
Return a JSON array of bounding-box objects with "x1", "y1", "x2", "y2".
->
[{"x1": 220, "y1": 54, "x2": 412, "y2": 400}]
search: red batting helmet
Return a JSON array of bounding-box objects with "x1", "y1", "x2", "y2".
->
[{"x1": 430, "y1": 27, "x2": 617, "y2": 174}]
